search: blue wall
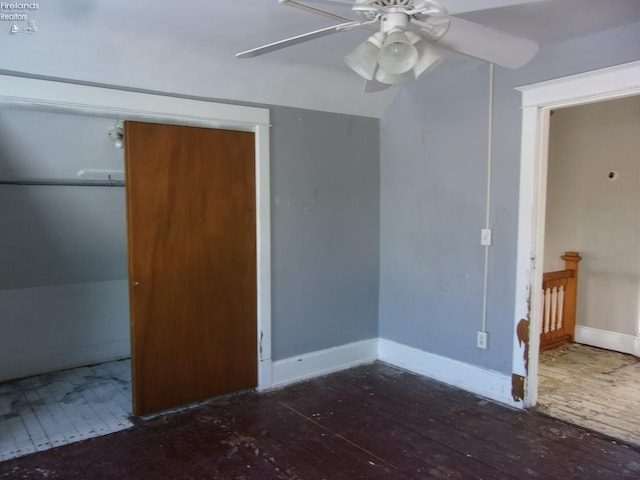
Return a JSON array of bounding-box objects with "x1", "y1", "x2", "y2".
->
[
  {"x1": 271, "y1": 107, "x2": 380, "y2": 360},
  {"x1": 379, "y1": 23, "x2": 640, "y2": 375}
]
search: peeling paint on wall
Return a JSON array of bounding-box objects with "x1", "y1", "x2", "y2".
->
[
  {"x1": 511, "y1": 374, "x2": 525, "y2": 402},
  {"x1": 511, "y1": 318, "x2": 530, "y2": 402},
  {"x1": 516, "y1": 318, "x2": 530, "y2": 373}
]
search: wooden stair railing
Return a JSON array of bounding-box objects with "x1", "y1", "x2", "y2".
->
[{"x1": 540, "y1": 251, "x2": 582, "y2": 351}]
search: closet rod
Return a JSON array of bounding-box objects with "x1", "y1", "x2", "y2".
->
[{"x1": 0, "y1": 179, "x2": 125, "y2": 187}]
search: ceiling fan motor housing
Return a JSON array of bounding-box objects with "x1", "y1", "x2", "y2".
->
[
  {"x1": 356, "y1": 0, "x2": 447, "y2": 22},
  {"x1": 381, "y1": 12, "x2": 410, "y2": 32}
]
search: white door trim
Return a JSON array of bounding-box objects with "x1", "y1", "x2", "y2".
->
[
  {"x1": 513, "y1": 61, "x2": 640, "y2": 407},
  {"x1": 0, "y1": 74, "x2": 273, "y2": 390}
]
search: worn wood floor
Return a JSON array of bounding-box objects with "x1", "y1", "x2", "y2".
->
[
  {"x1": 537, "y1": 342, "x2": 640, "y2": 448},
  {"x1": 2, "y1": 361, "x2": 640, "y2": 479}
]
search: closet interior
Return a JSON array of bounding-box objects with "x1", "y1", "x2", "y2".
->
[{"x1": 0, "y1": 107, "x2": 132, "y2": 460}]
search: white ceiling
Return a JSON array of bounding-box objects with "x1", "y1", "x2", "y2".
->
[{"x1": 1, "y1": 0, "x2": 639, "y2": 117}]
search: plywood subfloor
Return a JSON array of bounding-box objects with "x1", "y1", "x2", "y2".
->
[
  {"x1": 537, "y1": 342, "x2": 640, "y2": 447},
  {"x1": 0, "y1": 359, "x2": 133, "y2": 461},
  {"x1": 2, "y1": 362, "x2": 640, "y2": 479}
]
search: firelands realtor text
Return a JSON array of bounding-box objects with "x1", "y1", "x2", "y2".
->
[{"x1": 0, "y1": 3, "x2": 38, "y2": 21}]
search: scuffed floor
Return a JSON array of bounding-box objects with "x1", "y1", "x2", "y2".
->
[
  {"x1": 538, "y1": 342, "x2": 640, "y2": 447},
  {"x1": 0, "y1": 359, "x2": 132, "y2": 461},
  {"x1": 2, "y1": 362, "x2": 640, "y2": 479}
]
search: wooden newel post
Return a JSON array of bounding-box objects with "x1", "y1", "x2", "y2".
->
[{"x1": 561, "y1": 251, "x2": 582, "y2": 342}]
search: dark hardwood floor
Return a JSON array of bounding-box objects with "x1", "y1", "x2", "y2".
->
[{"x1": 1, "y1": 362, "x2": 639, "y2": 479}]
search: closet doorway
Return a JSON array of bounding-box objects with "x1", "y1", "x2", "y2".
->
[
  {"x1": 0, "y1": 108, "x2": 132, "y2": 460},
  {"x1": 0, "y1": 74, "x2": 272, "y2": 458}
]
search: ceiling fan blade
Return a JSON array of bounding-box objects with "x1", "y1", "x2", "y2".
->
[
  {"x1": 288, "y1": 0, "x2": 358, "y2": 6},
  {"x1": 281, "y1": 0, "x2": 355, "y2": 23},
  {"x1": 441, "y1": 0, "x2": 545, "y2": 15},
  {"x1": 236, "y1": 21, "x2": 364, "y2": 58},
  {"x1": 281, "y1": 0, "x2": 379, "y2": 32},
  {"x1": 433, "y1": 16, "x2": 538, "y2": 69}
]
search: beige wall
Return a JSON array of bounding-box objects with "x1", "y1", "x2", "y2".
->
[{"x1": 544, "y1": 95, "x2": 640, "y2": 338}]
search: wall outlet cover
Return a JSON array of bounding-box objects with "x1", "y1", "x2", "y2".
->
[
  {"x1": 477, "y1": 331, "x2": 488, "y2": 349},
  {"x1": 481, "y1": 228, "x2": 493, "y2": 246}
]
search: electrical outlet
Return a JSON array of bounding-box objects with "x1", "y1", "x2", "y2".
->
[
  {"x1": 481, "y1": 228, "x2": 493, "y2": 246},
  {"x1": 477, "y1": 331, "x2": 488, "y2": 349}
]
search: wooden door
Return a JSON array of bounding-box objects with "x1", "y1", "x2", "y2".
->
[{"x1": 125, "y1": 121, "x2": 257, "y2": 416}]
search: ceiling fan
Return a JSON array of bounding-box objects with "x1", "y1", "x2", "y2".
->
[{"x1": 236, "y1": 0, "x2": 539, "y2": 92}]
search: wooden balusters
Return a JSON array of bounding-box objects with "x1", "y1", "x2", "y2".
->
[{"x1": 540, "y1": 251, "x2": 582, "y2": 351}]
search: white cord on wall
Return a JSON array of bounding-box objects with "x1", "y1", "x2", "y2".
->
[{"x1": 481, "y1": 63, "x2": 495, "y2": 335}]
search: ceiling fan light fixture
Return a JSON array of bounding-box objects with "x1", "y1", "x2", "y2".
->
[
  {"x1": 413, "y1": 41, "x2": 445, "y2": 79},
  {"x1": 375, "y1": 67, "x2": 413, "y2": 85},
  {"x1": 344, "y1": 32, "x2": 384, "y2": 81},
  {"x1": 378, "y1": 28, "x2": 418, "y2": 75}
]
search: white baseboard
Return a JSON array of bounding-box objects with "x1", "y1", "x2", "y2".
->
[
  {"x1": 271, "y1": 338, "x2": 378, "y2": 388},
  {"x1": 264, "y1": 337, "x2": 526, "y2": 408},
  {"x1": 257, "y1": 358, "x2": 273, "y2": 391},
  {"x1": 378, "y1": 338, "x2": 522, "y2": 409},
  {"x1": 575, "y1": 325, "x2": 640, "y2": 356}
]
